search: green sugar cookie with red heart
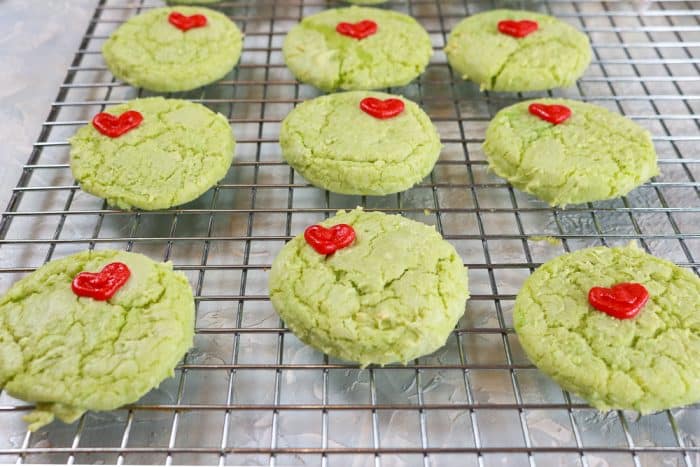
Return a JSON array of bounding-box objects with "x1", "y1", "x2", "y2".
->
[
  {"x1": 514, "y1": 242, "x2": 700, "y2": 414},
  {"x1": 483, "y1": 98, "x2": 658, "y2": 206},
  {"x1": 269, "y1": 208, "x2": 469, "y2": 366},
  {"x1": 0, "y1": 250, "x2": 195, "y2": 431},
  {"x1": 279, "y1": 91, "x2": 441, "y2": 195},
  {"x1": 445, "y1": 9, "x2": 591, "y2": 91},
  {"x1": 69, "y1": 97, "x2": 235, "y2": 210},
  {"x1": 283, "y1": 6, "x2": 432, "y2": 91},
  {"x1": 102, "y1": 6, "x2": 242, "y2": 92}
]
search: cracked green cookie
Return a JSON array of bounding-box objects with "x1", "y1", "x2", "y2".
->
[
  {"x1": 280, "y1": 91, "x2": 441, "y2": 195},
  {"x1": 0, "y1": 250, "x2": 195, "y2": 431},
  {"x1": 283, "y1": 7, "x2": 432, "y2": 91},
  {"x1": 269, "y1": 208, "x2": 469, "y2": 366},
  {"x1": 445, "y1": 9, "x2": 591, "y2": 92},
  {"x1": 514, "y1": 243, "x2": 700, "y2": 413},
  {"x1": 103, "y1": 6, "x2": 242, "y2": 92},
  {"x1": 69, "y1": 97, "x2": 235, "y2": 210},
  {"x1": 483, "y1": 98, "x2": 658, "y2": 206}
]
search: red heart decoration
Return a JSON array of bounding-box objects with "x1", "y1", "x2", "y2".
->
[
  {"x1": 336, "y1": 20, "x2": 378, "y2": 40},
  {"x1": 168, "y1": 12, "x2": 208, "y2": 31},
  {"x1": 72, "y1": 262, "x2": 131, "y2": 301},
  {"x1": 92, "y1": 110, "x2": 143, "y2": 138},
  {"x1": 588, "y1": 283, "x2": 649, "y2": 320},
  {"x1": 528, "y1": 103, "x2": 572, "y2": 125},
  {"x1": 360, "y1": 97, "x2": 405, "y2": 119},
  {"x1": 497, "y1": 19, "x2": 539, "y2": 38},
  {"x1": 304, "y1": 224, "x2": 356, "y2": 255}
]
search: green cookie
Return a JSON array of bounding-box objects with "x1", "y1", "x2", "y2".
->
[
  {"x1": 283, "y1": 7, "x2": 432, "y2": 91},
  {"x1": 269, "y1": 208, "x2": 469, "y2": 366},
  {"x1": 445, "y1": 9, "x2": 591, "y2": 92},
  {"x1": 103, "y1": 6, "x2": 242, "y2": 92},
  {"x1": 0, "y1": 250, "x2": 195, "y2": 431},
  {"x1": 69, "y1": 97, "x2": 235, "y2": 210},
  {"x1": 280, "y1": 91, "x2": 441, "y2": 195},
  {"x1": 514, "y1": 243, "x2": 700, "y2": 413},
  {"x1": 483, "y1": 98, "x2": 658, "y2": 206}
]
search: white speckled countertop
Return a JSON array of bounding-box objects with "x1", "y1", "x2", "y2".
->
[{"x1": 0, "y1": 0, "x2": 95, "y2": 210}]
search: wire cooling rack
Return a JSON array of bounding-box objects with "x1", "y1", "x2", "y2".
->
[{"x1": 0, "y1": 0, "x2": 699, "y2": 465}]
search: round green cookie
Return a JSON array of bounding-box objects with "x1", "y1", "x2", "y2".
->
[
  {"x1": 445, "y1": 9, "x2": 591, "y2": 92},
  {"x1": 102, "y1": 6, "x2": 242, "y2": 92},
  {"x1": 280, "y1": 91, "x2": 441, "y2": 195},
  {"x1": 483, "y1": 99, "x2": 658, "y2": 206},
  {"x1": 269, "y1": 208, "x2": 469, "y2": 366},
  {"x1": 0, "y1": 250, "x2": 195, "y2": 431},
  {"x1": 283, "y1": 7, "x2": 432, "y2": 91},
  {"x1": 69, "y1": 97, "x2": 235, "y2": 210},
  {"x1": 514, "y1": 243, "x2": 700, "y2": 413}
]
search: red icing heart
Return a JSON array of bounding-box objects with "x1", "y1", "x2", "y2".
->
[
  {"x1": 304, "y1": 224, "x2": 356, "y2": 255},
  {"x1": 498, "y1": 19, "x2": 539, "y2": 38},
  {"x1": 336, "y1": 20, "x2": 378, "y2": 40},
  {"x1": 168, "y1": 12, "x2": 208, "y2": 31},
  {"x1": 72, "y1": 262, "x2": 131, "y2": 301},
  {"x1": 360, "y1": 97, "x2": 405, "y2": 119},
  {"x1": 588, "y1": 283, "x2": 649, "y2": 320},
  {"x1": 92, "y1": 110, "x2": 143, "y2": 138},
  {"x1": 528, "y1": 103, "x2": 572, "y2": 125}
]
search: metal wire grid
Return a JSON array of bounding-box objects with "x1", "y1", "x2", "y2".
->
[{"x1": 0, "y1": 0, "x2": 699, "y2": 465}]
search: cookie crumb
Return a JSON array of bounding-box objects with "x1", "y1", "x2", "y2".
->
[{"x1": 529, "y1": 235, "x2": 562, "y2": 246}]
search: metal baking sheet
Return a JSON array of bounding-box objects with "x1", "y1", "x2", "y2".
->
[{"x1": 0, "y1": 0, "x2": 699, "y2": 465}]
